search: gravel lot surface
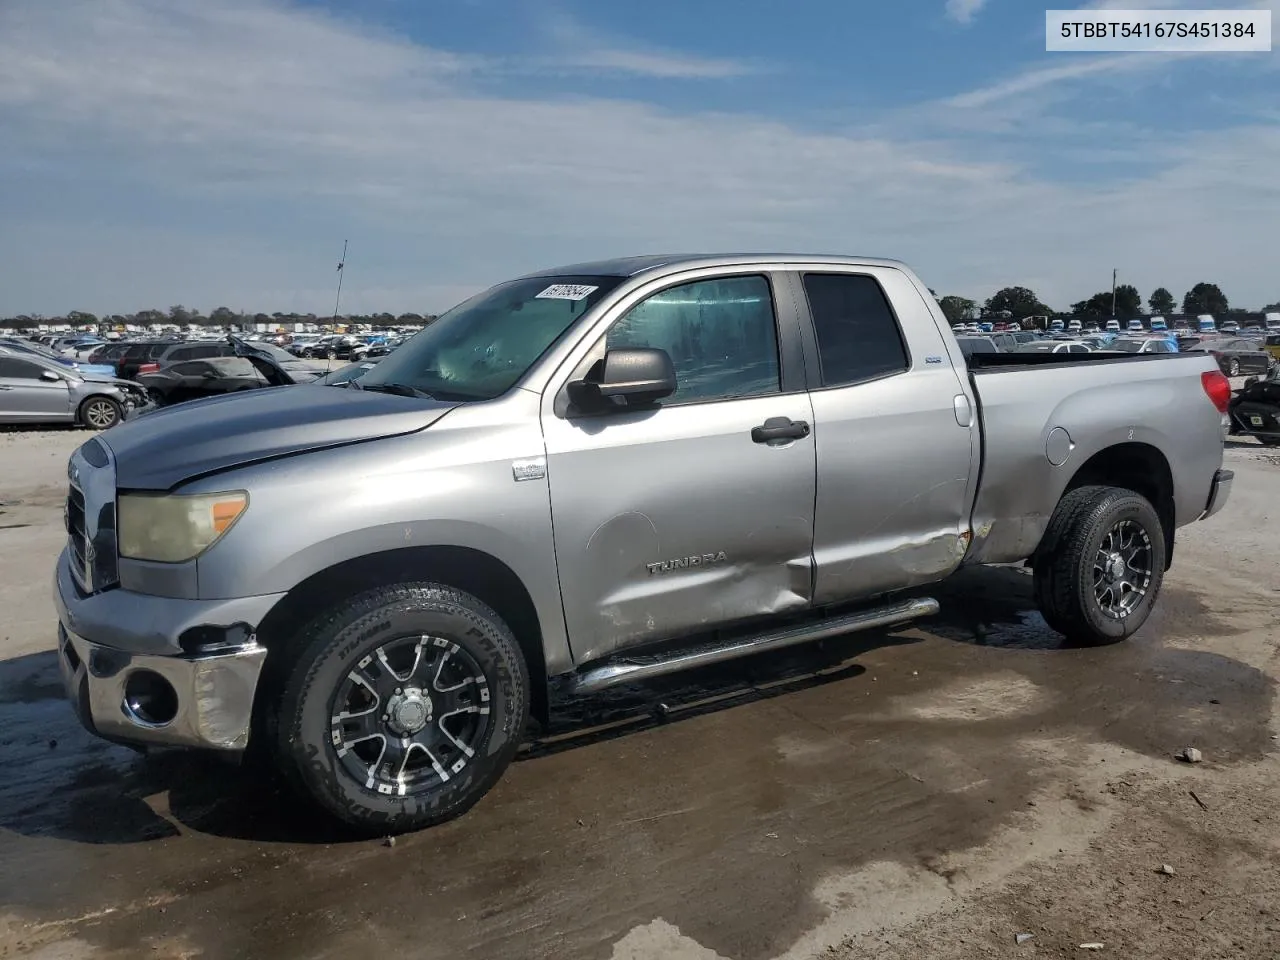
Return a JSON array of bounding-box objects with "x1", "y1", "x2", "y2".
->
[{"x1": 0, "y1": 426, "x2": 1275, "y2": 959}]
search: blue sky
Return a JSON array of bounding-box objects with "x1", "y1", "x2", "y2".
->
[{"x1": 1, "y1": 0, "x2": 1277, "y2": 316}]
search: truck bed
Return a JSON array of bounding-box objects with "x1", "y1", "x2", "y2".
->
[{"x1": 962, "y1": 350, "x2": 1224, "y2": 566}]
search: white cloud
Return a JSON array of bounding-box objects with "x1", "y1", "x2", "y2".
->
[
  {"x1": 944, "y1": 54, "x2": 1152, "y2": 108},
  {"x1": 946, "y1": 0, "x2": 990, "y2": 25},
  {"x1": 541, "y1": 11, "x2": 754, "y2": 79},
  {"x1": 0, "y1": 0, "x2": 1277, "y2": 314}
]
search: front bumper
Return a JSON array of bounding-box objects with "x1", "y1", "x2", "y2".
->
[
  {"x1": 1200, "y1": 468, "x2": 1233, "y2": 521},
  {"x1": 58, "y1": 623, "x2": 266, "y2": 752},
  {"x1": 54, "y1": 550, "x2": 278, "y2": 752}
]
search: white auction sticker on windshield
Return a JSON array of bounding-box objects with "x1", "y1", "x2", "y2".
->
[{"x1": 535, "y1": 284, "x2": 598, "y2": 301}]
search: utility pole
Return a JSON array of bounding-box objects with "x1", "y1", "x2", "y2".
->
[{"x1": 1111, "y1": 268, "x2": 1117, "y2": 319}]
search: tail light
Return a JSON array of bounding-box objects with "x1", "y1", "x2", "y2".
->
[
  {"x1": 1201, "y1": 370, "x2": 1231, "y2": 413},
  {"x1": 137, "y1": 362, "x2": 160, "y2": 375}
]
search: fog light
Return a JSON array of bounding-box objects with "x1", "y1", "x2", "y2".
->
[{"x1": 122, "y1": 670, "x2": 179, "y2": 727}]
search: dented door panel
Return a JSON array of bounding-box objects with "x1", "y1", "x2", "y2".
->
[
  {"x1": 542, "y1": 394, "x2": 817, "y2": 665},
  {"x1": 791, "y1": 266, "x2": 979, "y2": 604}
]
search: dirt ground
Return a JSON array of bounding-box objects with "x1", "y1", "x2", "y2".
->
[{"x1": 0, "y1": 427, "x2": 1276, "y2": 960}]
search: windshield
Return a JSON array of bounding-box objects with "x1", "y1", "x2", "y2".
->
[
  {"x1": 359, "y1": 275, "x2": 622, "y2": 401},
  {"x1": 1109, "y1": 340, "x2": 1143, "y2": 353}
]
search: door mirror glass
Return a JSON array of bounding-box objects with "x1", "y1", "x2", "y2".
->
[
  {"x1": 568, "y1": 348, "x2": 676, "y2": 412},
  {"x1": 40, "y1": 369, "x2": 62, "y2": 382}
]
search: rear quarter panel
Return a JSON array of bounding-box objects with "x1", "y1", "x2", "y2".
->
[{"x1": 966, "y1": 354, "x2": 1224, "y2": 565}]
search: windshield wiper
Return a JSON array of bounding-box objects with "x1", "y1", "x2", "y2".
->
[{"x1": 357, "y1": 381, "x2": 437, "y2": 399}]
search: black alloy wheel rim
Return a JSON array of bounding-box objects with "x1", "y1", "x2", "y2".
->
[
  {"x1": 329, "y1": 635, "x2": 492, "y2": 797},
  {"x1": 1092, "y1": 519, "x2": 1153, "y2": 619}
]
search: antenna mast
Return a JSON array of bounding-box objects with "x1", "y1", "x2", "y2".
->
[{"x1": 332, "y1": 239, "x2": 348, "y2": 326}]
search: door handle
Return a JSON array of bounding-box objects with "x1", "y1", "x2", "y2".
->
[{"x1": 751, "y1": 417, "x2": 810, "y2": 444}]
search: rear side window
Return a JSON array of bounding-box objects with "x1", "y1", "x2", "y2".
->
[
  {"x1": 0, "y1": 358, "x2": 43, "y2": 379},
  {"x1": 802, "y1": 274, "x2": 909, "y2": 387},
  {"x1": 166, "y1": 347, "x2": 193, "y2": 362}
]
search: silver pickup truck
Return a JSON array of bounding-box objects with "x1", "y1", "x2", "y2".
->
[{"x1": 54, "y1": 254, "x2": 1234, "y2": 832}]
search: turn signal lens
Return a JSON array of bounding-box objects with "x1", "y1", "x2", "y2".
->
[{"x1": 211, "y1": 497, "x2": 247, "y2": 534}]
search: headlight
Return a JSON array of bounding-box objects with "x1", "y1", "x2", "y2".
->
[{"x1": 118, "y1": 491, "x2": 248, "y2": 563}]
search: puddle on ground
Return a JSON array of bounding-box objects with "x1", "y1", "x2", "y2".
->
[{"x1": 0, "y1": 566, "x2": 1271, "y2": 960}]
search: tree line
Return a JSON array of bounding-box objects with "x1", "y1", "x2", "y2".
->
[
  {"x1": 5, "y1": 286, "x2": 1280, "y2": 332},
  {"x1": 0, "y1": 304, "x2": 438, "y2": 332},
  {"x1": 934, "y1": 284, "x2": 1280, "y2": 325}
]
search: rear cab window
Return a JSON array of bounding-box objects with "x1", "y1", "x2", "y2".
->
[{"x1": 801, "y1": 273, "x2": 909, "y2": 386}]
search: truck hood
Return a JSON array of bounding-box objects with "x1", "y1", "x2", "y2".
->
[{"x1": 103, "y1": 385, "x2": 458, "y2": 490}]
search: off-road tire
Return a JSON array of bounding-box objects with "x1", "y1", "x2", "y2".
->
[
  {"x1": 77, "y1": 396, "x2": 122, "y2": 430},
  {"x1": 1033, "y1": 485, "x2": 1166, "y2": 645},
  {"x1": 275, "y1": 582, "x2": 529, "y2": 834}
]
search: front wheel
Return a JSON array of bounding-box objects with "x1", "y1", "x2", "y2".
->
[
  {"x1": 78, "y1": 396, "x2": 122, "y2": 430},
  {"x1": 1033, "y1": 485, "x2": 1166, "y2": 645},
  {"x1": 275, "y1": 583, "x2": 529, "y2": 833}
]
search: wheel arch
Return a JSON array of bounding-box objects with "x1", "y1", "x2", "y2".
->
[
  {"x1": 1054, "y1": 441, "x2": 1175, "y2": 568},
  {"x1": 253, "y1": 545, "x2": 550, "y2": 726}
]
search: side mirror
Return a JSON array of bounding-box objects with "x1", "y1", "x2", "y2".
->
[
  {"x1": 568, "y1": 348, "x2": 677, "y2": 413},
  {"x1": 40, "y1": 370, "x2": 62, "y2": 382}
]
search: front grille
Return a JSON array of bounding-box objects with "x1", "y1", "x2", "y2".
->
[
  {"x1": 66, "y1": 483, "x2": 90, "y2": 591},
  {"x1": 66, "y1": 445, "x2": 119, "y2": 595}
]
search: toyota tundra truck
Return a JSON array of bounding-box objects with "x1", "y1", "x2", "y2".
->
[{"x1": 54, "y1": 254, "x2": 1234, "y2": 832}]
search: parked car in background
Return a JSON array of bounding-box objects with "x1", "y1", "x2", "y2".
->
[
  {"x1": 86, "y1": 342, "x2": 133, "y2": 371},
  {"x1": 287, "y1": 335, "x2": 322, "y2": 357},
  {"x1": 1149, "y1": 317, "x2": 1168, "y2": 332},
  {"x1": 1016, "y1": 340, "x2": 1092, "y2": 354},
  {"x1": 1220, "y1": 320, "x2": 1241, "y2": 334},
  {"x1": 1179, "y1": 336, "x2": 1272, "y2": 377},
  {"x1": 136, "y1": 357, "x2": 273, "y2": 406},
  {"x1": 0, "y1": 350, "x2": 149, "y2": 429},
  {"x1": 116, "y1": 340, "x2": 235, "y2": 381},
  {"x1": 1126, "y1": 319, "x2": 1145, "y2": 332},
  {"x1": 0, "y1": 338, "x2": 116, "y2": 377},
  {"x1": 1105, "y1": 319, "x2": 1121, "y2": 332},
  {"x1": 1105, "y1": 338, "x2": 1178, "y2": 355},
  {"x1": 1197, "y1": 316, "x2": 1217, "y2": 333},
  {"x1": 230, "y1": 338, "x2": 325, "y2": 382},
  {"x1": 1067, "y1": 319, "x2": 1082, "y2": 333},
  {"x1": 954, "y1": 335, "x2": 998, "y2": 358}
]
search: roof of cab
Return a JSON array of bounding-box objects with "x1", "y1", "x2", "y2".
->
[{"x1": 519, "y1": 253, "x2": 908, "y2": 279}]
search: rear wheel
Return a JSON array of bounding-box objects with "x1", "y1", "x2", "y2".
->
[
  {"x1": 78, "y1": 396, "x2": 122, "y2": 430},
  {"x1": 1033, "y1": 485, "x2": 1166, "y2": 645},
  {"x1": 1228, "y1": 358, "x2": 1241, "y2": 377},
  {"x1": 275, "y1": 582, "x2": 529, "y2": 833}
]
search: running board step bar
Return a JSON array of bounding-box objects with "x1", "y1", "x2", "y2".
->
[{"x1": 570, "y1": 597, "x2": 940, "y2": 695}]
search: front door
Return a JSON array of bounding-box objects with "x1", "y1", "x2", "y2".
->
[
  {"x1": 541, "y1": 271, "x2": 817, "y2": 666},
  {"x1": 0, "y1": 358, "x2": 72, "y2": 420}
]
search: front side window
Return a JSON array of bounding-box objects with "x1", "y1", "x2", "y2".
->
[
  {"x1": 360, "y1": 275, "x2": 621, "y2": 401},
  {"x1": 803, "y1": 273, "x2": 909, "y2": 387},
  {"x1": 605, "y1": 274, "x2": 780, "y2": 404}
]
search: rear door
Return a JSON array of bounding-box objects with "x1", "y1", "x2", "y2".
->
[
  {"x1": 541, "y1": 269, "x2": 817, "y2": 665},
  {"x1": 789, "y1": 267, "x2": 978, "y2": 603}
]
